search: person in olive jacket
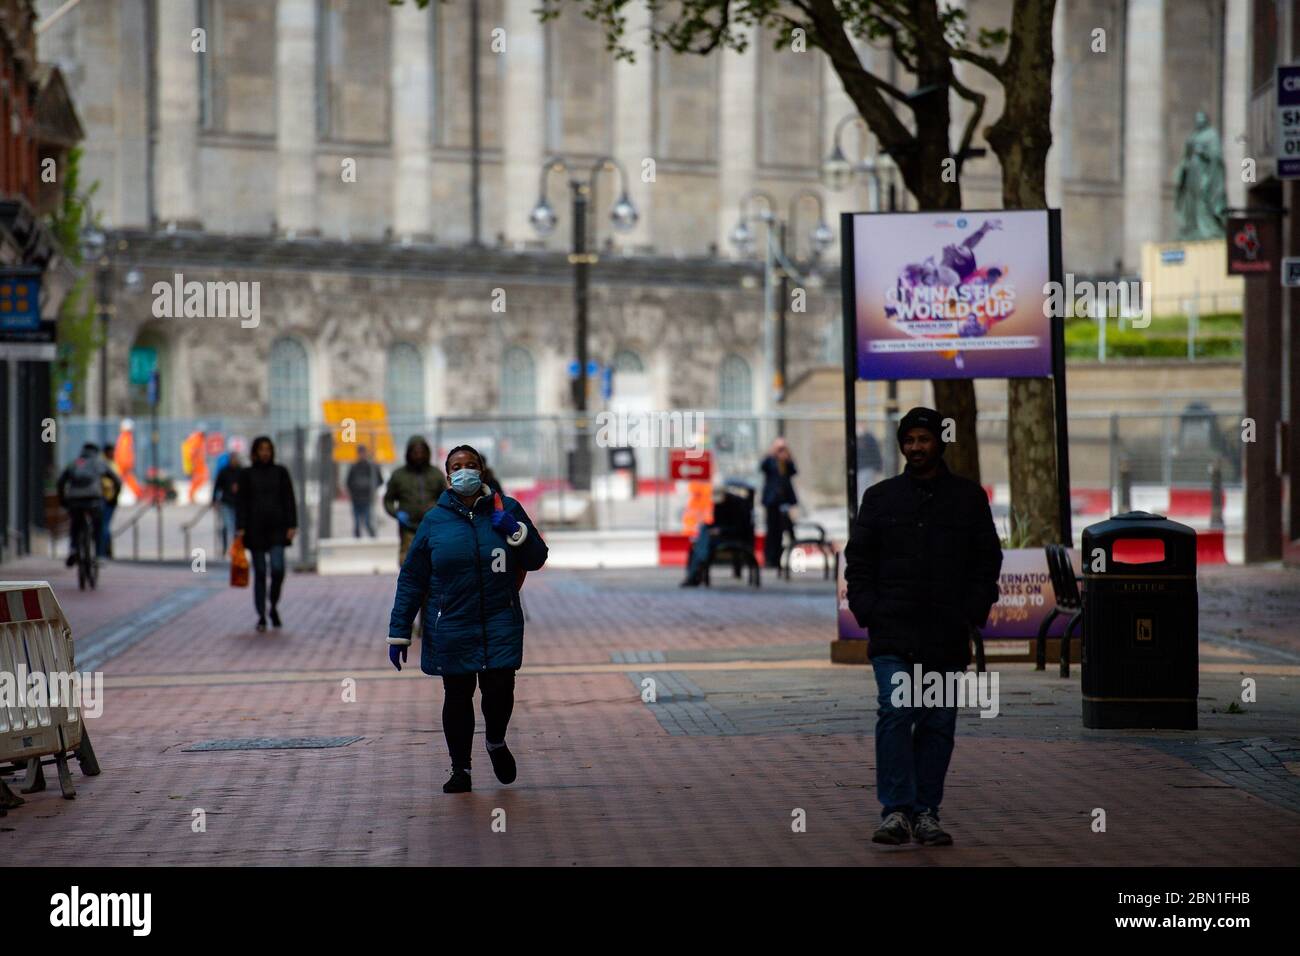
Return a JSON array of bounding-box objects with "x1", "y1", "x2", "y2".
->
[
  {"x1": 386, "y1": 444, "x2": 548, "y2": 794},
  {"x1": 844, "y1": 407, "x2": 1002, "y2": 848},
  {"x1": 382, "y1": 435, "x2": 447, "y2": 565},
  {"x1": 236, "y1": 435, "x2": 298, "y2": 632}
]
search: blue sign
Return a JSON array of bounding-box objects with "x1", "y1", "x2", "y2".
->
[
  {"x1": 1161, "y1": 249, "x2": 1186, "y2": 264},
  {"x1": 0, "y1": 275, "x2": 40, "y2": 331},
  {"x1": 1278, "y1": 66, "x2": 1300, "y2": 179},
  {"x1": 567, "y1": 360, "x2": 601, "y2": 378},
  {"x1": 147, "y1": 369, "x2": 160, "y2": 408}
]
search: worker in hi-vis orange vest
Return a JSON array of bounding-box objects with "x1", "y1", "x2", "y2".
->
[
  {"x1": 182, "y1": 429, "x2": 209, "y2": 503},
  {"x1": 114, "y1": 419, "x2": 145, "y2": 500}
]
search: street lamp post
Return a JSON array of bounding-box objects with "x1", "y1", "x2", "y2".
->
[
  {"x1": 822, "y1": 114, "x2": 903, "y2": 472},
  {"x1": 530, "y1": 156, "x2": 638, "y2": 491},
  {"x1": 79, "y1": 201, "x2": 112, "y2": 446},
  {"x1": 729, "y1": 189, "x2": 833, "y2": 437}
]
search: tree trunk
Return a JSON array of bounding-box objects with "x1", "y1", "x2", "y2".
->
[
  {"x1": 812, "y1": 0, "x2": 981, "y2": 484},
  {"x1": 932, "y1": 379, "x2": 980, "y2": 482},
  {"x1": 985, "y1": 0, "x2": 1059, "y2": 543}
]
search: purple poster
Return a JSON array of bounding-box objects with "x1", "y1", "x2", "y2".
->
[
  {"x1": 851, "y1": 210, "x2": 1054, "y2": 380},
  {"x1": 837, "y1": 547, "x2": 1080, "y2": 643}
]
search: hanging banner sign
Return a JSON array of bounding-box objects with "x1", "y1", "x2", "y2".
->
[{"x1": 0, "y1": 268, "x2": 54, "y2": 361}]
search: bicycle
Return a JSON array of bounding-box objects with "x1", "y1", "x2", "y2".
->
[{"x1": 73, "y1": 509, "x2": 98, "y2": 591}]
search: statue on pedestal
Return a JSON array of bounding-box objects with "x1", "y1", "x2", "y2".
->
[{"x1": 1174, "y1": 111, "x2": 1228, "y2": 241}]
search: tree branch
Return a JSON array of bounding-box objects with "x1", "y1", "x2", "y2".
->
[{"x1": 949, "y1": 72, "x2": 987, "y2": 174}]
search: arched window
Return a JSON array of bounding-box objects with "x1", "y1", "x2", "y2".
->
[
  {"x1": 719, "y1": 354, "x2": 752, "y2": 411},
  {"x1": 499, "y1": 346, "x2": 537, "y2": 476},
  {"x1": 385, "y1": 343, "x2": 426, "y2": 455},
  {"x1": 500, "y1": 346, "x2": 536, "y2": 414},
  {"x1": 385, "y1": 343, "x2": 424, "y2": 419},
  {"x1": 613, "y1": 349, "x2": 644, "y2": 374},
  {"x1": 268, "y1": 337, "x2": 311, "y2": 440},
  {"x1": 718, "y1": 353, "x2": 755, "y2": 467}
]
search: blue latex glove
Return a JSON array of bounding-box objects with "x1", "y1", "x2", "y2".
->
[
  {"x1": 389, "y1": 643, "x2": 407, "y2": 671},
  {"x1": 396, "y1": 509, "x2": 413, "y2": 530},
  {"x1": 491, "y1": 509, "x2": 521, "y2": 537}
]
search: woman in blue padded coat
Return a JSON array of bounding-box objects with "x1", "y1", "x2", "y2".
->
[{"x1": 387, "y1": 444, "x2": 548, "y2": 794}]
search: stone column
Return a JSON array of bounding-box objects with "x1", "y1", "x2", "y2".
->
[
  {"x1": 390, "y1": 1, "x2": 433, "y2": 243},
  {"x1": 717, "y1": 23, "x2": 757, "y2": 255},
  {"x1": 1221, "y1": 0, "x2": 1248, "y2": 212},
  {"x1": 1122, "y1": 0, "x2": 1164, "y2": 271},
  {"x1": 501, "y1": 2, "x2": 546, "y2": 247},
  {"x1": 612, "y1": 1, "x2": 653, "y2": 251},
  {"x1": 276, "y1": 0, "x2": 317, "y2": 236},
  {"x1": 116, "y1": 0, "x2": 151, "y2": 228},
  {"x1": 155, "y1": 0, "x2": 201, "y2": 229}
]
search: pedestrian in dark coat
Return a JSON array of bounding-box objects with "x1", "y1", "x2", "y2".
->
[
  {"x1": 759, "y1": 437, "x2": 798, "y2": 570},
  {"x1": 844, "y1": 406, "x2": 1002, "y2": 848},
  {"x1": 387, "y1": 444, "x2": 548, "y2": 794},
  {"x1": 345, "y1": 444, "x2": 384, "y2": 538},
  {"x1": 236, "y1": 435, "x2": 298, "y2": 632}
]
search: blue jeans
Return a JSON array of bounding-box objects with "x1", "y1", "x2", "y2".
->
[
  {"x1": 871, "y1": 654, "x2": 958, "y2": 821},
  {"x1": 99, "y1": 502, "x2": 115, "y2": 557},
  {"x1": 250, "y1": 545, "x2": 286, "y2": 618},
  {"x1": 684, "y1": 530, "x2": 716, "y2": 582},
  {"x1": 351, "y1": 499, "x2": 375, "y2": 538},
  {"x1": 220, "y1": 504, "x2": 238, "y2": 552}
]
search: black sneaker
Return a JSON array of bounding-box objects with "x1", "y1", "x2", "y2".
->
[
  {"x1": 912, "y1": 811, "x2": 953, "y2": 846},
  {"x1": 443, "y1": 768, "x2": 472, "y2": 793},
  {"x1": 487, "y1": 742, "x2": 517, "y2": 784},
  {"x1": 255, "y1": 617, "x2": 267, "y2": 632},
  {"x1": 871, "y1": 811, "x2": 913, "y2": 845},
  {"x1": 269, "y1": 607, "x2": 281, "y2": 628}
]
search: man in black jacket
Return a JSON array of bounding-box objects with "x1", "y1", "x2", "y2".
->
[
  {"x1": 236, "y1": 435, "x2": 298, "y2": 632},
  {"x1": 844, "y1": 407, "x2": 1002, "y2": 847}
]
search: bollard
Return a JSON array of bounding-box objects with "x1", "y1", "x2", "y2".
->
[
  {"x1": 1209, "y1": 460, "x2": 1224, "y2": 531},
  {"x1": 1118, "y1": 458, "x2": 1132, "y2": 513}
]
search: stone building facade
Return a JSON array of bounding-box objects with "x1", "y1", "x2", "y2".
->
[{"x1": 34, "y1": 0, "x2": 1245, "y2": 447}]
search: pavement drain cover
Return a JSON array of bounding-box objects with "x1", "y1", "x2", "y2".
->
[{"x1": 183, "y1": 736, "x2": 363, "y2": 752}]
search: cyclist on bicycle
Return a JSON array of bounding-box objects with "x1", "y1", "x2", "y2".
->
[{"x1": 57, "y1": 442, "x2": 121, "y2": 567}]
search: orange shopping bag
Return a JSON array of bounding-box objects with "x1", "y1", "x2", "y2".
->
[{"x1": 229, "y1": 533, "x2": 250, "y2": 588}]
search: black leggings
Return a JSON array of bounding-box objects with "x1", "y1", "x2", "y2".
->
[{"x1": 441, "y1": 668, "x2": 516, "y2": 770}]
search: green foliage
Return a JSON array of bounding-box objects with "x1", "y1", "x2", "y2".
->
[
  {"x1": 46, "y1": 147, "x2": 103, "y2": 413},
  {"x1": 1063, "y1": 314, "x2": 1243, "y2": 360}
]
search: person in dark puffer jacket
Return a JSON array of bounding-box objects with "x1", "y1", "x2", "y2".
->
[
  {"x1": 236, "y1": 435, "x2": 298, "y2": 633},
  {"x1": 386, "y1": 444, "x2": 548, "y2": 794},
  {"x1": 844, "y1": 406, "x2": 1002, "y2": 848}
]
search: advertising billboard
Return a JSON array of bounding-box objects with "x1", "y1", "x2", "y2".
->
[
  {"x1": 836, "y1": 547, "x2": 1080, "y2": 644},
  {"x1": 849, "y1": 210, "x2": 1054, "y2": 380}
]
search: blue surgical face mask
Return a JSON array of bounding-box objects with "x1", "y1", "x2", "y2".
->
[{"x1": 450, "y1": 468, "x2": 482, "y2": 495}]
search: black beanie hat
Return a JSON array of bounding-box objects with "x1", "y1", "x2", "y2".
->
[{"x1": 897, "y1": 406, "x2": 947, "y2": 451}]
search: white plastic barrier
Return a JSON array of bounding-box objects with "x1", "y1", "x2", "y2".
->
[
  {"x1": 0, "y1": 581, "x2": 98, "y2": 809},
  {"x1": 316, "y1": 538, "x2": 400, "y2": 576}
]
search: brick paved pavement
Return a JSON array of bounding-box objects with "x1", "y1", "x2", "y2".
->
[{"x1": 2, "y1": 556, "x2": 1298, "y2": 866}]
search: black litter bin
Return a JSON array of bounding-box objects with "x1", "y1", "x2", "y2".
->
[{"x1": 1081, "y1": 511, "x2": 1198, "y2": 729}]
